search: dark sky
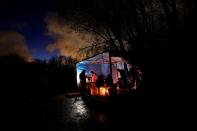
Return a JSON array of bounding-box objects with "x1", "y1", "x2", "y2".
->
[{"x1": 0, "y1": 0, "x2": 59, "y2": 60}]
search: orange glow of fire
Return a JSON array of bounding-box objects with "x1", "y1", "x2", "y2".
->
[{"x1": 99, "y1": 87, "x2": 109, "y2": 96}]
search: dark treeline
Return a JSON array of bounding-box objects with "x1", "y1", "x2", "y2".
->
[
  {"x1": 0, "y1": 54, "x2": 78, "y2": 96},
  {"x1": 0, "y1": 54, "x2": 77, "y2": 130}
]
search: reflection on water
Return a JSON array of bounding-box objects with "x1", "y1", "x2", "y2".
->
[
  {"x1": 73, "y1": 98, "x2": 88, "y2": 115},
  {"x1": 63, "y1": 97, "x2": 90, "y2": 123},
  {"x1": 63, "y1": 96, "x2": 109, "y2": 125}
]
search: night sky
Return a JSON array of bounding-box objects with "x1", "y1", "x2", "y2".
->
[{"x1": 0, "y1": 0, "x2": 60, "y2": 60}]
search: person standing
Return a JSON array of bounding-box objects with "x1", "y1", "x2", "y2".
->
[
  {"x1": 90, "y1": 71, "x2": 98, "y2": 82},
  {"x1": 117, "y1": 69, "x2": 128, "y2": 90},
  {"x1": 79, "y1": 70, "x2": 86, "y2": 97}
]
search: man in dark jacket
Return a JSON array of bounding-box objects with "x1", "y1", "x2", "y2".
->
[{"x1": 79, "y1": 70, "x2": 86, "y2": 96}]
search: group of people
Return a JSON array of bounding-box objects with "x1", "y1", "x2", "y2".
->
[
  {"x1": 79, "y1": 70, "x2": 100, "y2": 96},
  {"x1": 79, "y1": 70, "x2": 113, "y2": 96},
  {"x1": 79, "y1": 65, "x2": 143, "y2": 96}
]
